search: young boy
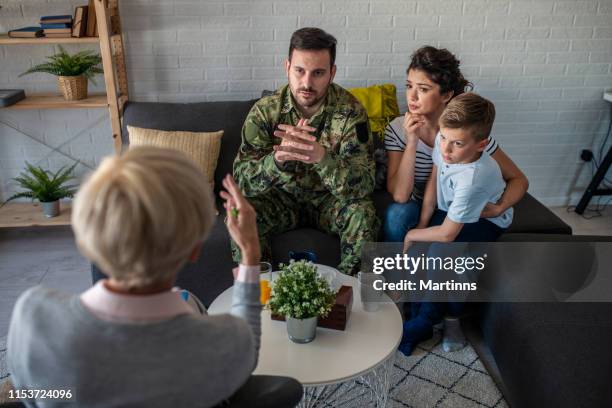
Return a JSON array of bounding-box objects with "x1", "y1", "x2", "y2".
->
[
  {"x1": 406, "y1": 92, "x2": 512, "y2": 246},
  {"x1": 399, "y1": 92, "x2": 513, "y2": 355},
  {"x1": 5, "y1": 147, "x2": 302, "y2": 407}
]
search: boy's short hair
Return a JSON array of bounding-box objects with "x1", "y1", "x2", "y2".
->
[
  {"x1": 439, "y1": 92, "x2": 496, "y2": 141},
  {"x1": 71, "y1": 146, "x2": 216, "y2": 289},
  {"x1": 289, "y1": 27, "x2": 337, "y2": 66}
]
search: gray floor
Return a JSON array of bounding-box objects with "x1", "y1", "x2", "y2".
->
[
  {"x1": 0, "y1": 227, "x2": 90, "y2": 337},
  {"x1": 550, "y1": 204, "x2": 612, "y2": 236}
]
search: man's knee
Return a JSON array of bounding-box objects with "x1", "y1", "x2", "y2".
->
[
  {"x1": 336, "y1": 200, "x2": 379, "y2": 235},
  {"x1": 246, "y1": 193, "x2": 296, "y2": 237}
]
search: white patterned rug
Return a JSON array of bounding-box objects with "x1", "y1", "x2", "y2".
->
[
  {"x1": 0, "y1": 330, "x2": 506, "y2": 407},
  {"x1": 386, "y1": 329, "x2": 507, "y2": 408}
]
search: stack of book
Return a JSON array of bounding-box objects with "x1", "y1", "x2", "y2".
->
[
  {"x1": 40, "y1": 15, "x2": 73, "y2": 38},
  {"x1": 7, "y1": 3, "x2": 94, "y2": 39}
]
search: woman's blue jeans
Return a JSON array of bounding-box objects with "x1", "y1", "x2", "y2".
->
[{"x1": 383, "y1": 200, "x2": 422, "y2": 242}]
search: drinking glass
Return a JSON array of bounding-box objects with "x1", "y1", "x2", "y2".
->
[
  {"x1": 260, "y1": 262, "x2": 273, "y2": 305},
  {"x1": 358, "y1": 271, "x2": 384, "y2": 312}
]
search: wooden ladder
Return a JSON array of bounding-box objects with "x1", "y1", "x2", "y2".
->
[{"x1": 95, "y1": 0, "x2": 129, "y2": 154}]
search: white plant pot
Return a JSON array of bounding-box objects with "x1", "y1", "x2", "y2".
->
[
  {"x1": 41, "y1": 200, "x2": 60, "y2": 218},
  {"x1": 286, "y1": 316, "x2": 318, "y2": 344}
]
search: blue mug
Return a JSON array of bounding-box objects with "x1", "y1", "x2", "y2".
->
[{"x1": 289, "y1": 250, "x2": 317, "y2": 263}]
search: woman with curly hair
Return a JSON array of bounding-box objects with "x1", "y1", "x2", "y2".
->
[
  {"x1": 384, "y1": 46, "x2": 529, "y2": 356},
  {"x1": 384, "y1": 46, "x2": 528, "y2": 242}
]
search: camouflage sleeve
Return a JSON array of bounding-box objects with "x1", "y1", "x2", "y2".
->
[
  {"x1": 233, "y1": 103, "x2": 294, "y2": 196},
  {"x1": 313, "y1": 107, "x2": 375, "y2": 199}
]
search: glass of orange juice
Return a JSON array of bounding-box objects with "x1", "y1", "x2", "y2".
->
[{"x1": 260, "y1": 262, "x2": 273, "y2": 305}]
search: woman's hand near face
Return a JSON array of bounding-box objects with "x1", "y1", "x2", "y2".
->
[{"x1": 403, "y1": 112, "x2": 424, "y2": 147}]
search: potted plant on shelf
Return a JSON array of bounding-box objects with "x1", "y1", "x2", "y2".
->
[
  {"x1": 19, "y1": 45, "x2": 103, "y2": 101},
  {"x1": 1, "y1": 162, "x2": 78, "y2": 218},
  {"x1": 268, "y1": 260, "x2": 336, "y2": 344}
]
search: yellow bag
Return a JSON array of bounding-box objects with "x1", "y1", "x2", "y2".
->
[{"x1": 348, "y1": 84, "x2": 400, "y2": 140}]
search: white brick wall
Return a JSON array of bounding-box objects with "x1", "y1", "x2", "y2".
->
[{"x1": 1, "y1": 0, "x2": 611, "y2": 206}]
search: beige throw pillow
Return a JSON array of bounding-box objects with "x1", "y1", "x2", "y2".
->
[{"x1": 127, "y1": 126, "x2": 223, "y2": 186}]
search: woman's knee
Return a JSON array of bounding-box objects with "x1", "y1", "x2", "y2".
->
[{"x1": 383, "y1": 201, "x2": 421, "y2": 241}]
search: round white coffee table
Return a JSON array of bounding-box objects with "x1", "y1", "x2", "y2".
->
[{"x1": 208, "y1": 265, "x2": 402, "y2": 407}]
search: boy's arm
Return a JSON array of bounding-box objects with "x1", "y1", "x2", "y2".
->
[
  {"x1": 483, "y1": 148, "x2": 529, "y2": 217},
  {"x1": 417, "y1": 164, "x2": 438, "y2": 228},
  {"x1": 406, "y1": 217, "x2": 463, "y2": 243},
  {"x1": 409, "y1": 181, "x2": 491, "y2": 243}
]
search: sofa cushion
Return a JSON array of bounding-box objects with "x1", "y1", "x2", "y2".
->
[
  {"x1": 347, "y1": 84, "x2": 400, "y2": 138},
  {"x1": 128, "y1": 125, "x2": 223, "y2": 186},
  {"x1": 122, "y1": 100, "x2": 257, "y2": 192}
]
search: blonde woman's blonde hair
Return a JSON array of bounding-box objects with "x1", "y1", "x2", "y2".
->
[{"x1": 72, "y1": 146, "x2": 216, "y2": 289}]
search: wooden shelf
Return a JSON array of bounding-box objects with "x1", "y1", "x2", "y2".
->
[
  {"x1": 6, "y1": 94, "x2": 108, "y2": 109},
  {"x1": 0, "y1": 202, "x2": 71, "y2": 228},
  {"x1": 0, "y1": 0, "x2": 128, "y2": 155},
  {"x1": 0, "y1": 34, "x2": 99, "y2": 45}
]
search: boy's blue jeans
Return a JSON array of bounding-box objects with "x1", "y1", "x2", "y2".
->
[
  {"x1": 400, "y1": 209, "x2": 505, "y2": 355},
  {"x1": 383, "y1": 200, "x2": 422, "y2": 242}
]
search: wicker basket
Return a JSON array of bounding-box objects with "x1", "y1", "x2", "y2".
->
[{"x1": 57, "y1": 75, "x2": 88, "y2": 101}]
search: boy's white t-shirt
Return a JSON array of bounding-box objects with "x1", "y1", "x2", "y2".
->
[{"x1": 432, "y1": 134, "x2": 513, "y2": 229}]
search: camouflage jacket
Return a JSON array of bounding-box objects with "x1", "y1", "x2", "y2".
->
[{"x1": 233, "y1": 83, "x2": 375, "y2": 201}]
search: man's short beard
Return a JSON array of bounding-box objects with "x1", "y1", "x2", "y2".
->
[
  {"x1": 299, "y1": 94, "x2": 324, "y2": 107},
  {"x1": 291, "y1": 84, "x2": 330, "y2": 108}
]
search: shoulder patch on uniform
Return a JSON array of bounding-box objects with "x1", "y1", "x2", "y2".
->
[{"x1": 356, "y1": 121, "x2": 369, "y2": 143}]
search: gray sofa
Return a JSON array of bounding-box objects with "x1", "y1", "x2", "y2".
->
[
  {"x1": 91, "y1": 99, "x2": 612, "y2": 408},
  {"x1": 466, "y1": 233, "x2": 612, "y2": 408},
  {"x1": 93, "y1": 99, "x2": 572, "y2": 304}
]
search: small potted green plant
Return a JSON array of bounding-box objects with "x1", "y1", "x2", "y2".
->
[
  {"x1": 19, "y1": 45, "x2": 103, "y2": 101},
  {"x1": 1, "y1": 162, "x2": 78, "y2": 218},
  {"x1": 269, "y1": 260, "x2": 336, "y2": 344}
]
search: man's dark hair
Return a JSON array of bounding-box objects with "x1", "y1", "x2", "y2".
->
[{"x1": 289, "y1": 27, "x2": 337, "y2": 66}]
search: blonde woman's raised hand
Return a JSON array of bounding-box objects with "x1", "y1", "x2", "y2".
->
[{"x1": 220, "y1": 174, "x2": 261, "y2": 266}]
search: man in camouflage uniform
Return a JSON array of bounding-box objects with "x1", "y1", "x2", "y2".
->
[{"x1": 232, "y1": 27, "x2": 379, "y2": 275}]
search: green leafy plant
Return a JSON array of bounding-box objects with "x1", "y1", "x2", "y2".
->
[
  {"x1": 2, "y1": 162, "x2": 78, "y2": 205},
  {"x1": 269, "y1": 260, "x2": 336, "y2": 320},
  {"x1": 19, "y1": 45, "x2": 103, "y2": 84}
]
